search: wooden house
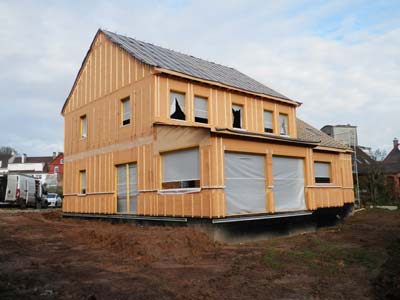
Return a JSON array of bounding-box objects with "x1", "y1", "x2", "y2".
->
[{"x1": 61, "y1": 29, "x2": 354, "y2": 219}]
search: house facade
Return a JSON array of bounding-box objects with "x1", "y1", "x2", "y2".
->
[
  {"x1": 61, "y1": 30, "x2": 354, "y2": 218},
  {"x1": 48, "y1": 152, "x2": 64, "y2": 188},
  {"x1": 383, "y1": 138, "x2": 400, "y2": 200}
]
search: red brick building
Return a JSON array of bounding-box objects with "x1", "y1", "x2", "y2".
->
[
  {"x1": 383, "y1": 138, "x2": 400, "y2": 200},
  {"x1": 48, "y1": 152, "x2": 64, "y2": 175}
]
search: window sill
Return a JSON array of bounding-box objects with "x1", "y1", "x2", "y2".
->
[
  {"x1": 80, "y1": 137, "x2": 87, "y2": 141},
  {"x1": 233, "y1": 127, "x2": 247, "y2": 131},
  {"x1": 158, "y1": 188, "x2": 201, "y2": 195},
  {"x1": 120, "y1": 124, "x2": 131, "y2": 128},
  {"x1": 77, "y1": 193, "x2": 87, "y2": 197}
]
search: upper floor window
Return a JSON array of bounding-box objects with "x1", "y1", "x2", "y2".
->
[
  {"x1": 121, "y1": 97, "x2": 131, "y2": 126},
  {"x1": 80, "y1": 170, "x2": 86, "y2": 194},
  {"x1": 80, "y1": 115, "x2": 87, "y2": 139},
  {"x1": 162, "y1": 148, "x2": 200, "y2": 190},
  {"x1": 279, "y1": 113, "x2": 288, "y2": 135},
  {"x1": 232, "y1": 104, "x2": 243, "y2": 129},
  {"x1": 194, "y1": 96, "x2": 208, "y2": 124},
  {"x1": 264, "y1": 111, "x2": 273, "y2": 133},
  {"x1": 54, "y1": 166, "x2": 59, "y2": 174},
  {"x1": 60, "y1": 159, "x2": 64, "y2": 164},
  {"x1": 314, "y1": 162, "x2": 331, "y2": 184},
  {"x1": 170, "y1": 91, "x2": 186, "y2": 121}
]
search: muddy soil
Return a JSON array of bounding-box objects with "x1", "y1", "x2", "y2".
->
[{"x1": 0, "y1": 208, "x2": 399, "y2": 300}]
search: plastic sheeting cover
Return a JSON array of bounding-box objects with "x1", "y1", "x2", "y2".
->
[
  {"x1": 264, "y1": 111, "x2": 273, "y2": 130},
  {"x1": 162, "y1": 148, "x2": 199, "y2": 183},
  {"x1": 272, "y1": 156, "x2": 306, "y2": 212},
  {"x1": 117, "y1": 165, "x2": 127, "y2": 213},
  {"x1": 225, "y1": 152, "x2": 266, "y2": 215},
  {"x1": 129, "y1": 163, "x2": 137, "y2": 213},
  {"x1": 122, "y1": 98, "x2": 131, "y2": 122},
  {"x1": 170, "y1": 92, "x2": 185, "y2": 116}
]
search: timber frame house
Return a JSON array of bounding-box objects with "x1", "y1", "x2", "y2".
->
[{"x1": 61, "y1": 29, "x2": 354, "y2": 218}]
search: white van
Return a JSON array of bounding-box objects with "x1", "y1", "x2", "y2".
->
[{"x1": 4, "y1": 174, "x2": 43, "y2": 208}]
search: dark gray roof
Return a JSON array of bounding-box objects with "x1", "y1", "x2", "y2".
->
[
  {"x1": 297, "y1": 119, "x2": 349, "y2": 150},
  {"x1": 101, "y1": 30, "x2": 291, "y2": 101},
  {"x1": 12, "y1": 156, "x2": 53, "y2": 164}
]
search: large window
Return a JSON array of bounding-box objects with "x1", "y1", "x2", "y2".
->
[
  {"x1": 80, "y1": 170, "x2": 86, "y2": 194},
  {"x1": 194, "y1": 96, "x2": 208, "y2": 124},
  {"x1": 279, "y1": 113, "x2": 288, "y2": 135},
  {"x1": 170, "y1": 91, "x2": 186, "y2": 120},
  {"x1": 314, "y1": 162, "x2": 331, "y2": 184},
  {"x1": 264, "y1": 111, "x2": 273, "y2": 133},
  {"x1": 232, "y1": 104, "x2": 243, "y2": 129},
  {"x1": 162, "y1": 148, "x2": 200, "y2": 189},
  {"x1": 121, "y1": 97, "x2": 131, "y2": 126},
  {"x1": 80, "y1": 115, "x2": 87, "y2": 139}
]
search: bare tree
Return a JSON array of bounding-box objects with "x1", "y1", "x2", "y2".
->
[{"x1": 0, "y1": 146, "x2": 18, "y2": 155}]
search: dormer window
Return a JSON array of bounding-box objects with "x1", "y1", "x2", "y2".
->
[
  {"x1": 232, "y1": 104, "x2": 243, "y2": 129},
  {"x1": 264, "y1": 111, "x2": 273, "y2": 133},
  {"x1": 194, "y1": 96, "x2": 208, "y2": 124},
  {"x1": 279, "y1": 113, "x2": 288, "y2": 136},
  {"x1": 170, "y1": 92, "x2": 186, "y2": 121}
]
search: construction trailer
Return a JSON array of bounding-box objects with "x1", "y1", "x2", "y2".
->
[{"x1": 61, "y1": 29, "x2": 354, "y2": 222}]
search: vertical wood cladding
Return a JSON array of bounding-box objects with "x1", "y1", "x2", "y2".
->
[{"x1": 62, "y1": 32, "x2": 354, "y2": 217}]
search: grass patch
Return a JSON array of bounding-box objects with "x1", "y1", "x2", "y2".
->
[{"x1": 262, "y1": 237, "x2": 382, "y2": 275}]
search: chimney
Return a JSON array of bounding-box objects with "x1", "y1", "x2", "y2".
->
[
  {"x1": 53, "y1": 152, "x2": 57, "y2": 159},
  {"x1": 21, "y1": 153, "x2": 27, "y2": 163},
  {"x1": 394, "y1": 138, "x2": 399, "y2": 149}
]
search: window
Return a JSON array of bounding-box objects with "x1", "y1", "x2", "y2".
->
[
  {"x1": 232, "y1": 104, "x2": 243, "y2": 129},
  {"x1": 60, "y1": 159, "x2": 64, "y2": 164},
  {"x1": 80, "y1": 115, "x2": 87, "y2": 139},
  {"x1": 314, "y1": 162, "x2": 331, "y2": 184},
  {"x1": 194, "y1": 96, "x2": 208, "y2": 124},
  {"x1": 170, "y1": 92, "x2": 186, "y2": 120},
  {"x1": 54, "y1": 166, "x2": 59, "y2": 174},
  {"x1": 80, "y1": 170, "x2": 86, "y2": 194},
  {"x1": 162, "y1": 148, "x2": 200, "y2": 189},
  {"x1": 121, "y1": 97, "x2": 131, "y2": 126},
  {"x1": 264, "y1": 111, "x2": 273, "y2": 133},
  {"x1": 279, "y1": 113, "x2": 288, "y2": 135},
  {"x1": 0, "y1": 161, "x2": 2, "y2": 168}
]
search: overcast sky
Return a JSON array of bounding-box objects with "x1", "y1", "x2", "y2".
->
[{"x1": 0, "y1": 0, "x2": 399, "y2": 156}]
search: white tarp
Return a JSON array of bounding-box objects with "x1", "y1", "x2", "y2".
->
[
  {"x1": 117, "y1": 165, "x2": 127, "y2": 213},
  {"x1": 225, "y1": 152, "x2": 266, "y2": 215},
  {"x1": 128, "y1": 163, "x2": 137, "y2": 213},
  {"x1": 162, "y1": 148, "x2": 199, "y2": 183},
  {"x1": 170, "y1": 92, "x2": 185, "y2": 117},
  {"x1": 264, "y1": 111, "x2": 273, "y2": 131},
  {"x1": 272, "y1": 156, "x2": 306, "y2": 212},
  {"x1": 122, "y1": 98, "x2": 131, "y2": 123}
]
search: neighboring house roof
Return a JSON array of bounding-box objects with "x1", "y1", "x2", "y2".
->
[
  {"x1": 383, "y1": 139, "x2": 400, "y2": 174},
  {"x1": 11, "y1": 156, "x2": 54, "y2": 164},
  {"x1": 0, "y1": 154, "x2": 12, "y2": 169},
  {"x1": 296, "y1": 119, "x2": 349, "y2": 150},
  {"x1": 102, "y1": 30, "x2": 291, "y2": 101}
]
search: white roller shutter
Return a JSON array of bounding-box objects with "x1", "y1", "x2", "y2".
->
[
  {"x1": 162, "y1": 148, "x2": 199, "y2": 183},
  {"x1": 129, "y1": 163, "x2": 137, "y2": 213},
  {"x1": 225, "y1": 152, "x2": 266, "y2": 215}
]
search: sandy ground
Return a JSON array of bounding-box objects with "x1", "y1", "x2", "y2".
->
[{"x1": 0, "y1": 208, "x2": 399, "y2": 300}]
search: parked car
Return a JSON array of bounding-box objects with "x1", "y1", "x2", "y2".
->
[{"x1": 46, "y1": 193, "x2": 62, "y2": 208}]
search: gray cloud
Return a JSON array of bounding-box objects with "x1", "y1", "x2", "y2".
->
[{"x1": 0, "y1": 0, "x2": 399, "y2": 155}]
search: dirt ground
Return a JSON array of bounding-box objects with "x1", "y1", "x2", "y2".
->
[{"x1": 0, "y1": 208, "x2": 399, "y2": 300}]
